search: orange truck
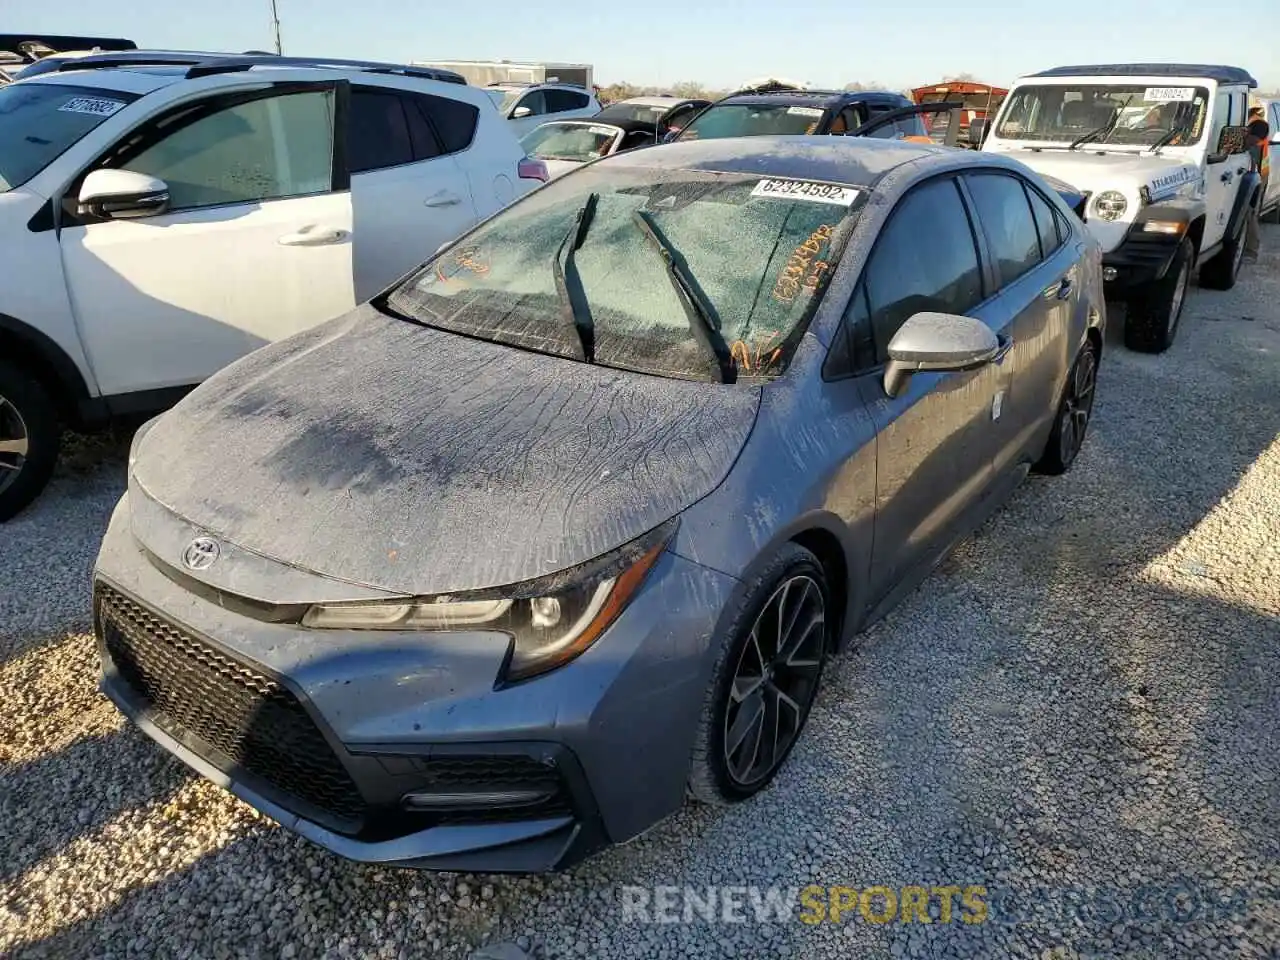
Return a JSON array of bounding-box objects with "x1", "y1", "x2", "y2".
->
[{"x1": 911, "y1": 80, "x2": 1007, "y2": 146}]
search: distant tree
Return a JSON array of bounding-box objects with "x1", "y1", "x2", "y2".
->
[
  {"x1": 843, "y1": 81, "x2": 885, "y2": 92},
  {"x1": 944, "y1": 72, "x2": 978, "y2": 82}
]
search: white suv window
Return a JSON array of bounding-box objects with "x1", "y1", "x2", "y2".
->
[{"x1": 122, "y1": 89, "x2": 335, "y2": 211}]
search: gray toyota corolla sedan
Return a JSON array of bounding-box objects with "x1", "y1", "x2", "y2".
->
[{"x1": 95, "y1": 136, "x2": 1105, "y2": 873}]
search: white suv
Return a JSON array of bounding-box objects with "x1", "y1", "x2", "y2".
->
[
  {"x1": 484, "y1": 82, "x2": 600, "y2": 137},
  {"x1": 0, "y1": 52, "x2": 549, "y2": 520},
  {"x1": 982, "y1": 64, "x2": 1263, "y2": 353}
]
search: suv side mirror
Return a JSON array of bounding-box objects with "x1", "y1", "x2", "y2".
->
[
  {"x1": 883, "y1": 312, "x2": 999, "y2": 398},
  {"x1": 1209, "y1": 124, "x2": 1247, "y2": 163},
  {"x1": 78, "y1": 169, "x2": 170, "y2": 220},
  {"x1": 967, "y1": 118, "x2": 988, "y2": 146},
  {"x1": 512, "y1": 106, "x2": 533, "y2": 119}
]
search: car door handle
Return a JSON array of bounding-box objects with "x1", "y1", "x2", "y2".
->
[
  {"x1": 277, "y1": 227, "x2": 348, "y2": 247},
  {"x1": 424, "y1": 191, "x2": 462, "y2": 208},
  {"x1": 992, "y1": 335, "x2": 1014, "y2": 363},
  {"x1": 1045, "y1": 276, "x2": 1072, "y2": 300}
]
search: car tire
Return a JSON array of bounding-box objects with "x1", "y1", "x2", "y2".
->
[
  {"x1": 1198, "y1": 218, "x2": 1246, "y2": 291},
  {"x1": 1033, "y1": 338, "x2": 1098, "y2": 476},
  {"x1": 687, "y1": 542, "x2": 830, "y2": 806},
  {"x1": 1124, "y1": 238, "x2": 1192, "y2": 353},
  {"x1": 0, "y1": 359, "x2": 60, "y2": 523}
]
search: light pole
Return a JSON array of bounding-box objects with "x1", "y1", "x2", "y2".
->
[{"x1": 269, "y1": 0, "x2": 283, "y2": 55}]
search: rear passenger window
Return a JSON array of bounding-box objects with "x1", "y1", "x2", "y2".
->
[
  {"x1": 862, "y1": 177, "x2": 984, "y2": 363},
  {"x1": 1024, "y1": 183, "x2": 1063, "y2": 257},
  {"x1": 348, "y1": 89, "x2": 413, "y2": 173},
  {"x1": 965, "y1": 172, "x2": 1042, "y2": 287},
  {"x1": 546, "y1": 89, "x2": 590, "y2": 112},
  {"x1": 411, "y1": 94, "x2": 479, "y2": 154}
]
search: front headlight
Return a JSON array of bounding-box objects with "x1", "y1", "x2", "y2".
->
[
  {"x1": 1093, "y1": 190, "x2": 1128, "y2": 222},
  {"x1": 301, "y1": 521, "x2": 675, "y2": 682}
]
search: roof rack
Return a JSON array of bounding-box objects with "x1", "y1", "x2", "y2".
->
[
  {"x1": 57, "y1": 51, "x2": 467, "y2": 84},
  {"x1": 1030, "y1": 63, "x2": 1257, "y2": 88}
]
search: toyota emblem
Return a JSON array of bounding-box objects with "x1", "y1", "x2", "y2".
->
[{"x1": 182, "y1": 537, "x2": 220, "y2": 571}]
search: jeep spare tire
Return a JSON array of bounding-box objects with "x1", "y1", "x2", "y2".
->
[{"x1": 1125, "y1": 237, "x2": 1192, "y2": 354}]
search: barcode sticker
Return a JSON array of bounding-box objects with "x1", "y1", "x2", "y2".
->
[
  {"x1": 59, "y1": 96, "x2": 127, "y2": 117},
  {"x1": 751, "y1": 178, "x2": 859, "y2": 206}
]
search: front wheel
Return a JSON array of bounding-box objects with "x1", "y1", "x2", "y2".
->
[
  {"x1": 687, "y1": 543, "x2": 829, "y2": 805},
  {"x1": 0, "y1": 359, "x2": 61, "y2": 523},
  {"x1": 1033, "y1": 339, "x2": 1098, "y2": 476},
  {"x1": 1124, "y1": 238, "x2": 1192, "y2": 353}
]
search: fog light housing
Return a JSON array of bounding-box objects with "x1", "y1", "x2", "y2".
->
[
  {"x1": 401, "y1": 787, "x2": 557, "y2": 811},
  {"x1": 1103, "y1": 266, "x2": 1118, "y2": 281}
]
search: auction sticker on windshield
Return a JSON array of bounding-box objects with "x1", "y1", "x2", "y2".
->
[
  {"x1": 1143, "y1": 87, "x2": 1195, "y2": 102},
  {"x1": 58, "y1": 96, "x2": 128, "y2": 118},
  {"x1": 786, "y1": 106, "x2": 825, "y2": 117},
  {"x1": 751, "y1": 178, "x2": 859, "y2": 206}
]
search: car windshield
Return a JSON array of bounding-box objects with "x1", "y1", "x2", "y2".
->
[
  {"x1": 521, "y1": 123, "x2": 620, "y2": 162},
  {"x1": 598, "y1": 102, "x2": 669, "y2": 123},
  {"x1": 996, "y1": 83, "x2": 1210, "y2": 146},
  {"x1": 677, "y1": 103, "x2": 827, "y2": 140},
  {"x1": 387, "y1": 164, "x2": 862, "y2": 382},
  {"x1": 0, "y1": 81, "x2": 139, "y2": 191}
]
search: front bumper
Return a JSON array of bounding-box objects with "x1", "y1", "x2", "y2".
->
[
  {"x1": 94, "y1": 495, "x2": 740, "y2": 872},
  {"x1": 1101, "y1": 224, "x2": 1186, "y2": 291}
]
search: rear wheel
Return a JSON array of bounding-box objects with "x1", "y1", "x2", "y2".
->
[
  {"x1": 1033, "y1": 339, "x2": 1098, "y2": 476},
  {"x1": 0, "y1": 359, "x2": 60, "y2": 523},
  {"x1": 688, "y1": 543, "x2": 829, "y2": 805},
  {"x1": 1124, "y1": 238, "x2": 1192, "y2": 353}
]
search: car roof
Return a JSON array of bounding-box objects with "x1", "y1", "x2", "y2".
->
[
  {"x1": 489, "y1": 81, "x2": 591, "y2": 92},
  {"x1": 601, "y1": 134, "x2": 947, "y2": 185},
  {"x1": 715, "y1": 89, "x2": 908, "y2": 110},
  {"x1": 611, "y1": 95, "x2": 690, "y2": 107},
  {"x1": 1028, "y1": 64, "x2": 1257, "y2": 87},
  {"x1": 544, "y1": 116, "x2": 657, "y2": 135},
  {"x1": 25, "y1": 66, "x2": 177, "y2": 95}
]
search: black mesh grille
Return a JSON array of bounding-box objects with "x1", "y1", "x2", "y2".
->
[{"x1": 95, "y1": 584, "x2": 365, "y2": 829}]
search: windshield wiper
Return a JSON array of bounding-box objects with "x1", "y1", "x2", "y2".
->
[
  {"x1": 552, "y1": 193, "x2": 599, "y2": 362},
  {"x1": 631, "y1": 210, "x2": 735, "y2": 384},
  {"x1": 1147, "y1": 127, "x2": 1184, "y2": 154},
  {"x1": 1068, "y1": 95, "x2": 1134, "y2": 151}
]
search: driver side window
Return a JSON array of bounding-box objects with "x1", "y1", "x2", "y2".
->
[{"x1": 119, "y1": 89, "x2": 335, "y2": 211}]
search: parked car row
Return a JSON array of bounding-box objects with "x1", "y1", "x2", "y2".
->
[{"x1": 0, "y1": 47, "x2": 1271, "y2": 878}]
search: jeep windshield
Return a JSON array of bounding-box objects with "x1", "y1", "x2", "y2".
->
[
  {"x1": 0, "y1": 82, "x2": 139, "y2": 191},
  {"x1": 387, "y1": 164, "x2": 861, "y2": 383},
  {"x1": 676, "y1": 103, "x2": 827, "y2": 140},
  {"x1": 996, "y1": 84, "x2": 1209, "y2": 147}
]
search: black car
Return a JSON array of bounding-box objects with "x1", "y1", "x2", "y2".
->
[
  {"x1": 673, "y1": 88, "x2": 943, "y2": 143},
  {"x1": 594, "y1": 96, "x2": 711, "y2": 136}
]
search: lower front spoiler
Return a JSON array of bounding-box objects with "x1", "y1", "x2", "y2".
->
[{"x1": 101, "y1": 677, "x2": 608, "y2": 873}]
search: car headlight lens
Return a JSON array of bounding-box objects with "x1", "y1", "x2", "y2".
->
[
  {"x1": 1093, "y1": 190, "x2": 1128, "y2": 222},
  {"x1": 301, "y1": 521, "x2": 675, "y2": 682}
]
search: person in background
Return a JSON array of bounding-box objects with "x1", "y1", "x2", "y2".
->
[{"x1": 1244, "y1": 105, "x2": 1270, "y2": 261}]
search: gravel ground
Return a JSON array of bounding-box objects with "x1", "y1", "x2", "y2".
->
[{"x1": 2, "y1": 228, "x2": 1279, "y2": 959}]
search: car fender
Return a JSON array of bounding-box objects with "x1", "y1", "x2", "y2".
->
[{"x1": 1225, "y1": 169, "x2": 1263, "y2": 239}]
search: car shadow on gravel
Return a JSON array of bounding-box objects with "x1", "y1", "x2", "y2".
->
[{"x1": 0, "y1": 429, "x2": 130, "y2": 666}]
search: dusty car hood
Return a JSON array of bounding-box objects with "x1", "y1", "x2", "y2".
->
[
  {"x1": 131, "y1": 306, "x2": 759, "y2": 597},
  {"x1": 987, "y1": 148, "x2": 1203, "y2": 200}
]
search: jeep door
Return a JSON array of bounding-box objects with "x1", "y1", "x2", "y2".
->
[
  {"x1": 58, "y1": 81, "x2": 355, "y2": 396},
  {"x1": 1203, "y1": 85, "x2": 1251, "y2": 251}
]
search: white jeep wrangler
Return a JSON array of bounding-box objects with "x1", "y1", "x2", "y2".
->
[{"x1": 981, "y1": 64, "x2": 1263, "y2": 353}]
